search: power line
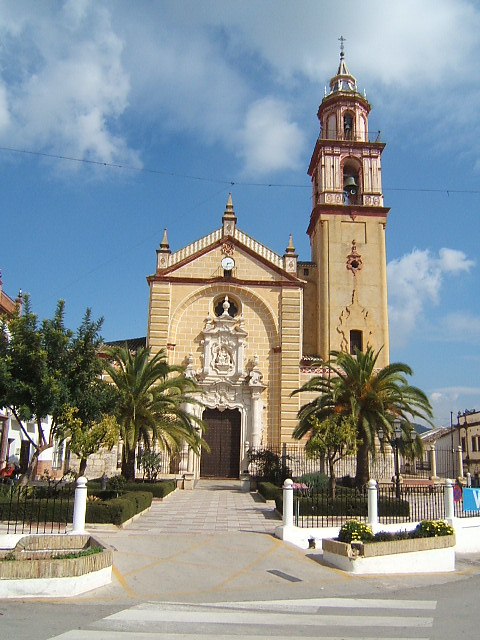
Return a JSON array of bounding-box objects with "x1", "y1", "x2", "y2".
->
[{"x1": 1, "y1": 144, "x2": 479, "y2": 195}]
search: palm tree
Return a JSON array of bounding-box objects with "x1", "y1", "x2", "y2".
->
[
  {"x1": 104, "y1": 345, "x2": 206, "y2": 481},
  {"x1": 291, "y1": 347, "x2": 433, "y2": 486}
]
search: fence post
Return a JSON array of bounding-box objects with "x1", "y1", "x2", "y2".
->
[
  {"x1": 444, "y1": 478, "x2": 454, "y2": 524},
  {"x1": 283, "y1": 478, "x2": 294, "y2": 528},
  {"x1": 72, "y1": 476, "x2": 88, "y2": 533},
  {"x1": 457, "y1": 446, "x2": 464, "y2": 480},
  {"x1": 429, "y1": 444, "x2": 438, "y2": 480},
  {"x1": 367, "y1": 479, "x2": 378, "y2": 526}
]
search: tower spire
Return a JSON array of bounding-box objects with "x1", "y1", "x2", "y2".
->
[{"x1": 329, "y1": 35, "x2": 357, "y2": 93}]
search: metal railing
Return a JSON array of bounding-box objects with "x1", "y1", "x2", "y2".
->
[
  {"x1": 0, "y1": 484, "x2": 74, "y2": 534},
  {"x1": 248, "y1": 445, "x2": 455, "y2": 484},
  {"x1": 289, "y1": 482, "x2": 480, "y2": 529},
  {"x1": 318, "y1": 130, "x2": 382, "y2": 143}
]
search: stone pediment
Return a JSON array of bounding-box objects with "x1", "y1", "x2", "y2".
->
[
  {"x1": 155, "y1": 227, "x2": 297, "y2": 276},
  {"x1": 151, "y1": 196, "x2": 301, "y2": 279}
]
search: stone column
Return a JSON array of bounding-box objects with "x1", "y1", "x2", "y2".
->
[{"x1": 248, "y1": 356, "x2": 265, "y2": 449}]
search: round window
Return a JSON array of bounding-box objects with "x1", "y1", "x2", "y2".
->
[{"x1": 214, "y1": 295, "x2": 239, "y2": 318}]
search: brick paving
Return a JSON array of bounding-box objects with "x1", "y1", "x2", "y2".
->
[{"x1": 125, "y1": 480, "x2": 281, "y2": 534}]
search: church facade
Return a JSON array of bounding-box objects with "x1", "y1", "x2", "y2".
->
[{"x1": 146, "y1": 51, "x2": 390, "y2": 479}]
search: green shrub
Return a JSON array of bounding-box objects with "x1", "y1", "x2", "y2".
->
[
  {"x1": 257, "y1": 482, "x2": 283, "y2": 501},
  {"x1": 53, "y1": 546, "x2": 103, "y2": 560},
  {"x1": 106, "y1": 474, "x2": 127, "y2": 495},
  {"x1": 337, "y1": 520, "x2": 374, "y2": 543},
  {"x1": 123, "y1": 480, "x2": 176, "y2": 499},
  {"x1": 89, "y1": 479, "x2": 175, "y2": 499},
  {"x1": 297, "y1": 472, "x2": 329, "y2": 490},
  {"x1": 337, "y1": 519, "x2": 454, "y2": 544},
  {"x1": 371, "y1": 530, "x2": 411, "y2": 542},
  {"x1": 88, "y1": 490, "x2": 119, "y2": 500},
  {"x1": 86, "y1": 490, "x2": 152, "y2": 525},
  {"x1": 378, "y1": 497, "x2": 410, "y2": 518},
  {"x1": 274, "y1": 489, "x2": 409, "y2": 519},
  {"x1": 338, "y1": 475, "x2": 356, "y2": 488},
  {"x1": 248, "y1": 449, "x2": 291, "y2": 484},
  {"x1": 412, "y1": 520, "x2": 454, "y2": 538}
]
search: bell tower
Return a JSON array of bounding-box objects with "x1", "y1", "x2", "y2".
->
[{"x1": 307, "y1": 39, "x2": 389, "y2": 366}]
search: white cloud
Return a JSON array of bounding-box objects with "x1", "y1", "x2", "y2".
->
[
  {"x1": 167, "y1": 0, "x2": 480, "y2": 88},
  {"x1": 0, "y1": 1, "x2": 138, "y2": 167},
  {"x1": 387, "y1": 248, "x2": 475, "y2": 346},
  {"x1": 438, "y1": 248, "x2": 476, "y2": 274},
  {"x1": 1, "y1": 1, "x2": 480, "y2": 174},
  {"x1": 239, "y1": 98, "x2": 306, "y2": 175}
]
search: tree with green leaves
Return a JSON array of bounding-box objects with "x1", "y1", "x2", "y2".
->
[
  {"x1": 104, "y1": 345, "x2": 207, "y2": 481},
  {"x1": 60, "y1": 309, "x2": 119, "y2": 475},
  {"x1": 291, "y1": 347, "x2": 433, "y2": 486},
  {"x1": 304, "y1": 414, "x2": 357, "y2": 498},
  {"x1": 58, "y1": 408, "x2": 119, "y2": 477},
  {"x1": 0, "y1": 296, "x2": 111, "y2": 479}
]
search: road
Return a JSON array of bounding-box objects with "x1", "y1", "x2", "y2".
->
[{"x1": 1, "y1": 545, "x2": 479, "y2": 640}]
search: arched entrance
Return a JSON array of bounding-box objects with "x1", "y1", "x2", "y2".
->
[{"x1": 201, "y1": 408, "x2": 241, "y2": 478}]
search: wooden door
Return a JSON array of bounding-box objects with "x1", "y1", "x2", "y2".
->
[{"x1": 201, "y1": 408, "x2": 241, "y2": 478}]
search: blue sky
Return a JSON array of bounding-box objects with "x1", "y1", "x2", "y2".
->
[{"x1": 0, "y1": 0, "x2": 478, "y2": 427}]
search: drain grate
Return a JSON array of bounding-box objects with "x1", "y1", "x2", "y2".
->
[{"x1": 267, "y1": 569, "x2": 302, "y2": 582}]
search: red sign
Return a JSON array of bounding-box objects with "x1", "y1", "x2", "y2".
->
[{"x1": 453, "y1": 485, "x2": 462, "y2": 502}]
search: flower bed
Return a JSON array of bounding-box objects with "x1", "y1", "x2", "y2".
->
[
  {"x1": 322, "y1": 520, "x2": 456, "y2": 574},
  {"x1": 0, "y1": 533, "x2": 113, "y2": 598}
]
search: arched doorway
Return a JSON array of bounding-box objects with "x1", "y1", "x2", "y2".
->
[{"x1": 201, "y1": 408, "x2": 241, "y2": 478}]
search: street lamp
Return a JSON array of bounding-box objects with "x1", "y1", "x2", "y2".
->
[{"x1": 378, "y1": 419, "x2": 403, "y2": 499}]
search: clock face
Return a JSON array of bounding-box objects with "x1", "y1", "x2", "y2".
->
[{"x1": 221, "y1": 257, "x2": 235, "y2": 271}]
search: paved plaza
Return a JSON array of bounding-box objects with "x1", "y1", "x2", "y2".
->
[{"x1": 115, "y1": 479, "x2": 280, "y2": 535}]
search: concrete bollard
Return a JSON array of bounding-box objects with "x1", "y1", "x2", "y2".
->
[
  {"x1": 72, "y1": 476, "x2": 88, "y2": 533},
  {"x1": 444, "y1": 478, "x2": 454, "y2": 523},
  {"x1": 367, "y1": 479, "x2": 378, "y2": 526},
  {"x1": 282, "y1": 478, "x2": 294, "y2": 528}
]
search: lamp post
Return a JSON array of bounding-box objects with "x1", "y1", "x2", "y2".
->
[{"x1": 378, "y1": 419, "x2": 403, "y2": 499}]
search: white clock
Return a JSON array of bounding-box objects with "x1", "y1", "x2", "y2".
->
[{"x1": 221, "y1": 257, "x2": 235, "y2": 271}]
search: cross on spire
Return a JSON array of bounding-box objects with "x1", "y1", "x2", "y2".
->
[{"x1": 338, "y1": 35, "x2": 346, "y2": 58}]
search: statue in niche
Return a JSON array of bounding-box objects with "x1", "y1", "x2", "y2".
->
[{"x1": 212, "y1": 343, "x2": 233, "y2": 374}]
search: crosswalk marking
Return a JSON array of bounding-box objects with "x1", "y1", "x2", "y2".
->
[
  {"x1": 104, "y1": 605, "x2": 433, "y2": 628},
  {"x1": 52, "y1": 633, "x2": 432, "y2": 640},
  {"x1": 197, "y1": 597, "x2": 438, "y2": 610},
  {"x1": 48, "y1": 597, "x2": 437, "y2": 640}
]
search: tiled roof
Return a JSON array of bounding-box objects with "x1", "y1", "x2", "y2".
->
[{"x1": 104, "y1": 337, "x2": 147, "y2": 351}]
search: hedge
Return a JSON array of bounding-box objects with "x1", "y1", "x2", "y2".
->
[
  {"x1": 0, "y1": 496, "x2": 74, "y2": 524},
  {"x1": 0, "y1": 490, "x2": 153, "y2": 527},
  {"x1": 257, "y1": 482, "x2": 283, "y2": 501},
  {"x1": 86, "y1": 491, "x2": 153, "y2": 525},
  {"x1": 123, "y1": 480, "x2": 176, "y2": 499},
  {"x1": 275, "y1": 492, "x2": 410, "y2": 518},
  {"x1": 88, "y1": 480, "x2": 176, "y2": 499}
]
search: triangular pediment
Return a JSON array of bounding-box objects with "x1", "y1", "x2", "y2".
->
[{"x1": 151, "y1": 226, "x2": 301, "y2": 282}]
